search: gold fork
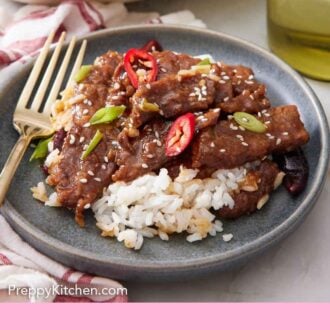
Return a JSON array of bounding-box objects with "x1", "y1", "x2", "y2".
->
[{"x1": 0, "y1": 31, "x2": 87, "y2": 205}]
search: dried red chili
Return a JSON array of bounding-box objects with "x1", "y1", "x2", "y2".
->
[
  {"x1": 141, "y1": 39, "x2": 163, "y2": 52},
  {"x1": 123, "y1": 48, "x2": 158, "y2": 89},
  {"x1": 165, "y1": 113, "x2": 196, "y2": 157}
]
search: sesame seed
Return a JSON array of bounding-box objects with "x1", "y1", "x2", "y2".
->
[
  {"x1": 227, "y1": 115, "x2": 234, "y2": 120},
  {"x1": 257, "y1": 112, "x2": 262, "y2": 118},
  {"x1": 83, "y1": 122, "x2": 91, "y2": 128},
  {"x1": 239, "y1": 126, "x2": 246, "y2": 131},
  {"x1": 220, "y1": 149, "x2": 226, "y2": 153},
  {"x1": 104, "y1": 156, "x2": 109, "y2": 163},
  {"x1": 210, "y1": 142, "x2": 215, "y2": 147},
  {"x1": 264, "y1": 121, "x2": 271, "y2": 124},
  {"x1": 69, "y1": 134, "x2": 75, "y2": 145},
  {"x1": 236, "y1": 75, "x2": 242, "y2": 79},
  {"x1": 83, "y1": 144, "x2": 88, "y2": 151},
  {"x1": 114, "y1": 82, "x2": 120, "y2": 90},
  {"x1": 146, "y1": 154, "x2": 154, "y2": 159},
  {"x1": 82, "y1": 109, "x2": 89, "y2": 115},
  {"x1": 94, "y1": 177, "x2": 101, "y2": 182},
  {"x1": 248, "y1": 74, "x2": 254, "y2": 80},
  {"x1": 219, "y1": 80, "x2": 226, "y2": 84},
  {"x1": 160, "y1": 67, "x2": 167, "y2": 73},
  {"x1": 112, "y1": 95, "x2": 120, "y2": 100},
  {"x1": 223, "y1": 76, "x2": 230, "y2": 80},
  {"x1": 230, "y1": 123, "x2": 238, "y2": 130},
  {"x1": 80, "y1": 178, "x2": 88, "y2": 183},
  {"x1": 249, "y1": 94, "x2": 255, "y2": 100},
  {"x1": 276, "y1": 138, "x2": 282, "y2": 145},
  {"x1": 155, "y1": 131, "x2": 160, "y2": 139},
  {"x1": 220, "y1": 71, "x2": 226, "y2": 76},
  {"x1": 79, "y1": 137, "x2": 85, "y2": 143},
  {"x1": 84, "y1": 203, "x2": 91, "y2": 209},
  {"x1": 156, "y1": 140, "x2": 162, "y2": 147},
  {"x1": 142, "y1": 163, "x2": 149, "y2": 169},
  {"x1": 242, "y1": 142, "x2": 249, "y2": 146},
  {"x1": 146, "y1": 83, "x2": 151, "y2": 89},
  {"x1": 245, "y1": 80, "x2": 254, "y2": 85},
  {"x1": 282, "y1": 132, "x2": 289, "y2": 136},
  {"x1": 189, "y1": 92, "x2": 196, "y2": 97},
  {"x1": 223, "y1": 96, "x2": 230, "y2": 102},
  {"x1": 88, "y1": 170, "x2": 94, "y2": 176},
  {"x1": 101, "y1": 164, "x2": 107, "y2": 170},
  {"x1": 213, "y1": 108, "x2": 221, "y2": 113}
]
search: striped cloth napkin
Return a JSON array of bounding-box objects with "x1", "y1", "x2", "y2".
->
[{"x1": 0, "y1": 0, "x2": 205, "y2": 303}]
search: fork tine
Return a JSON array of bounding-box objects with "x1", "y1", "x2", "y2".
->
[
  {"x1": 65, "y1": 39, "x2": 87, "y2": 89},
  {"x1": 16, "y1": 31, "x2": 56, "y2": 110},
  {"x1": 43, "y1": 36, "x2": 77, "y2": 114},
  {"x1": 30, "y1": 31, "x2": 66, "y2": 112}
]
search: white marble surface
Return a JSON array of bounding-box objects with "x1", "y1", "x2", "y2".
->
[{"x1": 125, "y1": 0, "x2": 330, "y2": 302}]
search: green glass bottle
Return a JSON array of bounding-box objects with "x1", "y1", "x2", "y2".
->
[{"x1": 267, "y1": 0, "x2": 330, "y2": 81}]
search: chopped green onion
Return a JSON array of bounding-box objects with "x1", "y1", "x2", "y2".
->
[
  {"x1": 233, "y1": 112, "x2": 267, "y2": 133},
  {"x1": 141, "y1": 99, "x2": 159, "y2": 112},
  {"x1": 29, "y1": 136, "x2": 53, "y2": 161},
  {"x1": 81, "y1": 130, "x2": 103, "y2": 160},
  {"x1": 197, "y1": 58, "x2": 211, "y2": 66},
  {"x1": 75, "y1": 65, "x2": 92, "y2": 83},
  {"x1": 89, "y1": 105, "x2": 126, "y2": 125},
  {"x1": 191, "y1": 64, "x2": 211, "y2": 74}
]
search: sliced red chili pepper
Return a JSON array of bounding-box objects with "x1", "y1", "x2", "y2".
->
[
  {"x1": 165, "y1": 113, "x2": 196, "y2": 157},
  {"x1": 141, "y1": 39, "x2": 163, "y2": 52},
  {"x1": 124, "y1": 48, "x2": 158, "y2": 89}
]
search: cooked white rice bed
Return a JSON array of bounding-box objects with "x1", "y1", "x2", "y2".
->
[{"x1": 93, "y1": 166, "x2": 249, "y2": 250}]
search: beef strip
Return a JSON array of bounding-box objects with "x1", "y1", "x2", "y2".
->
[
  {"x1": 153, "y1": 50, "x2": 200, "y2": 79},
  {"x1": 82, "y1": 51, "x2": 122, "y2": 86},
  {"x1": 213, "y1": 63, "x2": 270, "y2": 113},
  {"x1": 192, "y1": 105, "x2": 309, "y2": 169},
  {"x1": 131, "y1": 73, "x2": 216, "y2": 127},
  {"x1": 112, "y1": 120, "x2": 172, "y2": 182},
  {"x1": 48, "y1": 70, "x2": 124, "y2": 225},
  {"x1": 47, "y1": 124, "x2": 120, "y2": 226},
  {"x1": 218, "y1": 160, "x2": 280, "y2": 219}
]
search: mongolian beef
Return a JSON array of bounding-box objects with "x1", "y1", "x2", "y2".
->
[{"x1": 30, "y1": 40, "x2": 310, "y2": 250}]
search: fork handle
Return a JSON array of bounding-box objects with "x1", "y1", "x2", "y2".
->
[{"x1": 0, "y1": 136, "x2": 32, "y2": 205}]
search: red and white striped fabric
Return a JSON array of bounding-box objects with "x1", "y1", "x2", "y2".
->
[
  {"x1": 0, "y1": 215, "x2": 127, "y2": 302},
  {"x1": 0, "y1": 0, "x2": 205, "y2": 67}
]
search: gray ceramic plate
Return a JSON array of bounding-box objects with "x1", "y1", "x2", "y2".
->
[{"x1": 0, "y1": 25, "x2": 329, "y2": 281}]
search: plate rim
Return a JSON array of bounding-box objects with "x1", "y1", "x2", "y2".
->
[{"x1": 1, "y1": 24, "x2": 329, "y2": 277}]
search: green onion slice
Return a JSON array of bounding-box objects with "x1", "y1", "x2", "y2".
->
[
  {"x1": 75, "y1": 65, "x2": 92, "y2": 83},
  {"x1": 89, "y1": 105, "x2": 126, "y2": 125},
  {"x1": 81, "y1": 130, "x2": 103, "y2": 160},
  {"x1": 141, "y1": 99, "x2": 159, "y2": 112},
  {"x1": 197, "y1": 58, "x2": 211, "y2": 66},
  {"x1": 29, "y1": 136, "x2": 53, "y2": 161},
  {"x1": 233, "y1": 112, "x2": 267, "y2": 133}
]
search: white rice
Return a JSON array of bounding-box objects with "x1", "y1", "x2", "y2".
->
[{"x1": 93, "y1": 166, "x2": 248, "y2": 250}]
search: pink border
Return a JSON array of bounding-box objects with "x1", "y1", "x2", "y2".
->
[{"x1": 1, "y1": 303, "x2": 328, "y2": 329}]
